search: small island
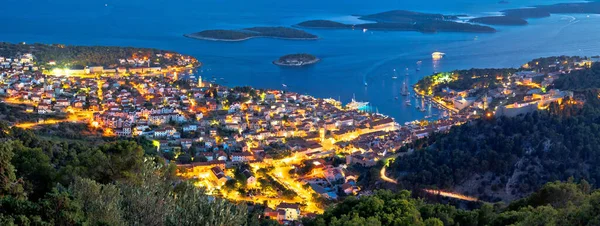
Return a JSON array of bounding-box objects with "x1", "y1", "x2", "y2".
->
[
  {"x1": 184, "y1": 26, "x2": 318, "y2": 42},
  {"x1": 296, "y1": 10, "x2": 496, "y2": 33},
  {"x1": 273, "y1": 53, "x2": 319, "y2": 67},
  {"x1": 469, "y1": 16, "x2": 528, "y2": 26}
]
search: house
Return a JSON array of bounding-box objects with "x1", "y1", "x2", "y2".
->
[
  {"x1": 452, "y1": 96, "x2": 475, "y2": 110},
  {"x1": 231, "y1": 152, "x2": 254, "y2": 162},
  {"x1": 371, "y1": 118, "x2": 396, "y2": 131},
  {"x1": 216, "y1": 151, "x2": 228, "y2": 161},
  {"x1": 183, "y1": 124, "x2": 198, "y2": 132},
  {"x1": 200, "y1": 152, "x2": 214, "y2": 161},
  {"x1": 210, "y1": 166, "x2": 228, "y2": 186},
  {"x1": 341, "y1": 183, "x2": 359, "y2": 195},
  {"x1": 180, "y1": 139, "x2": 193, "y2": 150},
  {"x1": 241, "y1": 167, "x2": 256, "y2": 185},
  {"x1": 276, "y1": 203, "x2": 301, "y2": 221},
  {"x1": 324, "y1": 167, "x2": 345, "y2": 183}
]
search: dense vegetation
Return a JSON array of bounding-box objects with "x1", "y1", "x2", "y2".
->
[
  {"x1": 304, "y1": 181, "x2": 600, "y2": 226},
  {"x1": 553, "y1": 62, "x2": 600, "y2": 91},
  {"x1": 185, "y1": 27, "x2": 318, "y2": 41},
  {"x1": 469, "y1": 16, "x2": 528, "y2": 26},
  {"x1": 297, "y1": 10, "x2": 495, "y2": 33},
  {"x1": 414, "y1": 68, "x2": 517, "y2": 96},
  {"x1": 0, "y1": 42, "x2": 186, "y2": 68},
  {"x1": 0, "y1": 123, "x2": 252, "y2": 225},
  {"x1": 394, "y1": 73, "x2": 600, "y2": 203}
]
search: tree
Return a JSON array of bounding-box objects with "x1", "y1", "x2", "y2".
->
[
  {"x1": 98, "y1": 141, "x2": 144, "y2": 183},
  {"x1": 40, "y1": 187, "x2": 86, "y2": 226},
  {"x1": 167, "y1": 183, "x2": 247, "y2": 226},
  {"x1": 118, "y1": 161, "x2": 173, "y2": 226},
  {"x1": 11, "y1": 143, "x2": 55, "y2": 200},
  {"x1": 424, "y1": 218, "x2": 444, "y2": 226},
  {"x1": 0, "y1": 141, "x2": 23, "y2": 197},
  {"x1": 70, "y1": 177, "x2": 126, "y2": 226}
]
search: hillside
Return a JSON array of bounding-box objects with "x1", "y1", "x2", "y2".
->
[
  {"x1": 0, "y1": 123, "x2": 257, "y2": 225},
  {"x1": 389, "y1": 65, "x2": 600, "y2": 203},
  {"x1": 304, "y1": 181, "x2": 600, "y2": 226}
]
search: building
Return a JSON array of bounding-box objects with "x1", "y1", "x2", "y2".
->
[
  {"x1": 210, "y1": 166, "x2": 228, "y2": 186},
  {"x1": 276, "y1": 203, "x2": 301, "y2": 221},
  {"x1": 231, "y1": 152, "x2": 254, "y2": 162}
]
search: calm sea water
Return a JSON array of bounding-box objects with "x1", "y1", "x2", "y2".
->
[{"x1": 2, "y1": 0, "x2": 599, "y2": 122}]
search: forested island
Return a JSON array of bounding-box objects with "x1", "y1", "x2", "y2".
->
[
  {"x1": 184, "y1": 27, "x2": 318, "y2": 41},
  {"x1": 298, "y1": 2, "x2": 600, "y2": 35},
  {"x1": 0, "y1": 42, "x2": 198, "y2": 68},
  {"x1": 469, "y1": 16, "x2": 528, "y2": 25},
  {"x1": 273, "y1": 53, "x2": 319, "y2": 66},
  {"x1": 297, "y1": 10, "x2": 496, "y2": 33}
]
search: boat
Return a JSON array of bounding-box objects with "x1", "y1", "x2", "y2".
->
[
  {"x1": 401, "y1": 79, "x2": 409, "y2": 96},
  {"x1": 392, "y1": 76, "x2": 398, "y2": 79},
  {"x1": 346, "y1": 95, "x2": 369, "y2": 110},
  {"x1": 364, "y1": 82, "x2": 368, "y2": 87},
  {"x1": 432, "y1": 52, "x2": 445, "y2": 60},
  {"x1": 405, "y1": 100, "x2": 412, "y2": 105},
  {"x1": 363, "y1": 28, "x2": 368, "y2": 33}
]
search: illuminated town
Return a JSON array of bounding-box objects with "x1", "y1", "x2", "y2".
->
[{"x1": 0, "y1": 48, "x2": 594, "y2": 224}]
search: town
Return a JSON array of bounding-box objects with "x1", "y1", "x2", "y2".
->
[
  {"x1": 0, "y1": 44, "x2": 594, "y2": 224},
  {"x1": 412, "y1": 56, "x2": 594, "y2": 121}
]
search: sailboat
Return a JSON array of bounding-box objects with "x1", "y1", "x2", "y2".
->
[
  {"x1": 416, "y1": 61, "x2": 422, "y2": 71},
  {"x1": 401, "y1": 76, "x2": 409, "y2": 96},
  {"x1": 401, "y1": 81, "x2": 409, "y2": 96},
  {"x1": 392, "y1": 69, "x2": 398, "y2": 79},
  {"x1": 420, "y1": 99, "x2": 426, "y2": 112}
]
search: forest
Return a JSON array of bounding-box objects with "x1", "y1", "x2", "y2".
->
[
  {"x1": 0, "y1": 122, "x2": 276, "y2": 225},
  {"x1": 304, "y1": 181, "x2": 600, "y2": 226}
]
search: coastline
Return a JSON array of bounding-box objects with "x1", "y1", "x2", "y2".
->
[{"x1": 183, "y1": 34, "x2": 319, "y2": 42}]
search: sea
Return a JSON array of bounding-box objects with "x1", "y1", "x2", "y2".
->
[{"x1": 2, "y1": 0, "x2": 600, "y2": 123}]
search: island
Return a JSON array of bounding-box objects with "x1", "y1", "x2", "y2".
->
[
  {"x1": 273, "y1": 53, "x2": 320, "y2": 66},
  {"x1": 184, "y1": 26, "x2": 318, "y2": 42},
  {"x1": 469, "y1": 16, "x2": 528, "y2": 25},
  {"x1": 502, "y1": 1, "x2": 600, "y2": 19},
  {"x1": 0, "y1": 42, "x2": 200, "y2": 69},
  {"x1": 296, "y1": 10, "x2": 497, "y2": 33}
]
